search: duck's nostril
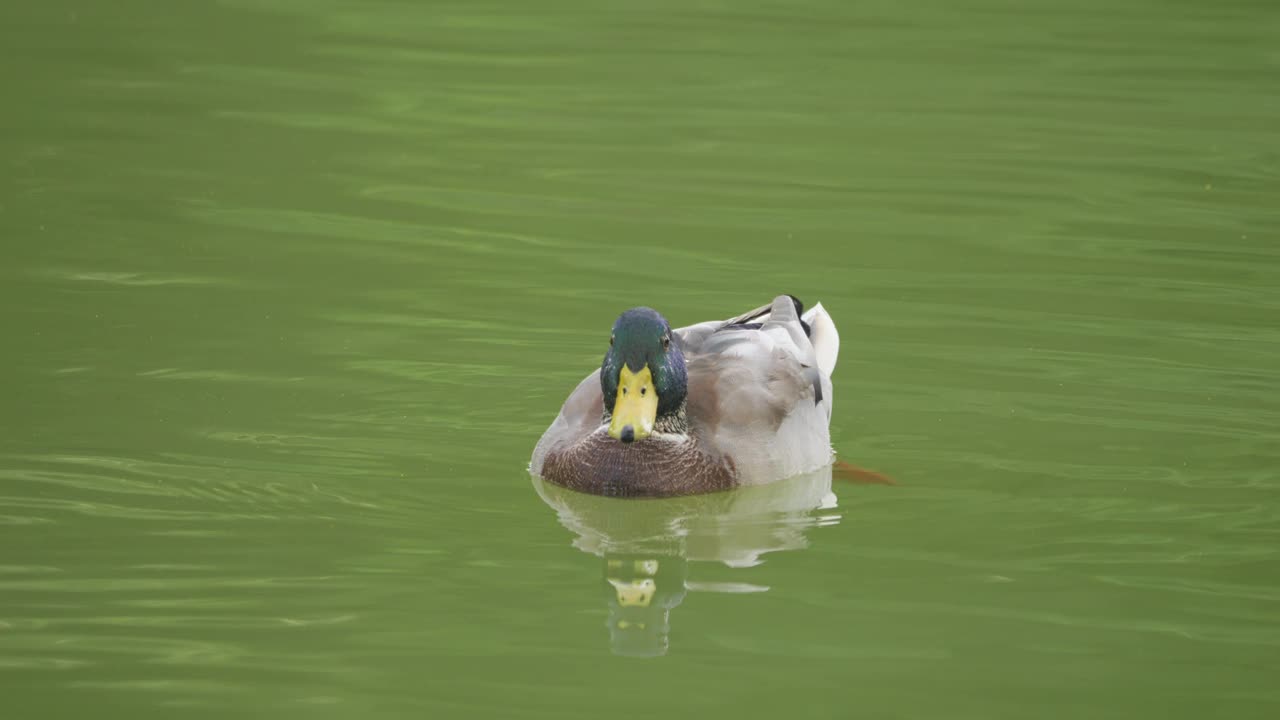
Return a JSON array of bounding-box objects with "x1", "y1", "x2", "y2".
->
[{"x1": 620, "y1": 425, "x2": 635, "y2": 443}]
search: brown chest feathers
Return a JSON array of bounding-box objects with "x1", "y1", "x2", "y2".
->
[{"x1": 540, "y1": 432, "x2": 738, "y2": 498}]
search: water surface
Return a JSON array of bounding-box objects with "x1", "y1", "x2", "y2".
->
[{"x1": 3, "y1": 0, "x2": 1279, "y2": 717}]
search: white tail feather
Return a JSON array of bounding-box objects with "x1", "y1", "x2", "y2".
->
[{"x1": 803, "y1": 302, "x2": 839, "y2": 376}]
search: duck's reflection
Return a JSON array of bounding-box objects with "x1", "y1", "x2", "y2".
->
[
  {"x1": 599, "y1": 554, "x2": 686, "y2": 656},
  {"x1": 532, "y1": 465, "x2": 840, "y2": 657}
]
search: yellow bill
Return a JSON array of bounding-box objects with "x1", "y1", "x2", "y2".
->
[
  {"x1": 608, "y1": 578, "x2": 656, "y2": 607},
  {"x1": 608, "y1": 365, "x2": 658, "y2": 442}
]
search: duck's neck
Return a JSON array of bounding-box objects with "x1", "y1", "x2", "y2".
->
[
  {"x1": 653, "y1": 401, "x2": 689, "y2": 436},
  {"x1": 601, "y1": 401, "x2": 689, "y2": 437}
]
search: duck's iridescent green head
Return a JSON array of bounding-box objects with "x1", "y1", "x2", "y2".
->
[{"x1": 600, "y1": 308, "x2": 687, "y2": 443}]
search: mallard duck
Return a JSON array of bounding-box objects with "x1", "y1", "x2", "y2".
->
[{"x1": 530, "y1": 294, "x2": 839, "y2": 497}]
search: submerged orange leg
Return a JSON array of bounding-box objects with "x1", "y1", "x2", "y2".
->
[{"x1": 832, "y1": 459, "x2": 897, "y2": 486}]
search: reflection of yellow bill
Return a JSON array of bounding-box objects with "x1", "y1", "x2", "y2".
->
[
  {"x1": 608, "y1": 578, "x2": 656, "y2": 607},
  {"x1": 608, "y1": 365, "x2": 658, "y2": 441}
]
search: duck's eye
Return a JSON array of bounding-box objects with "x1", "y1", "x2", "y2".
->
[
  {"x1": 610, "y1": 335, "x2": 615, "y2": 347},
  {"x1": 662, "y1": 335, "x2": 671, "y2": 351}
]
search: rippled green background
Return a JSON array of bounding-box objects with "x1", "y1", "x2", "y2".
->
[{"x1": 4, "y1": 0, "x2": 1279, "y2": 716}]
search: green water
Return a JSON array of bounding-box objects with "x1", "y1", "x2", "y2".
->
[{"x1": 4, "y1": 0, "x2": 1279, "y2": 716}]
